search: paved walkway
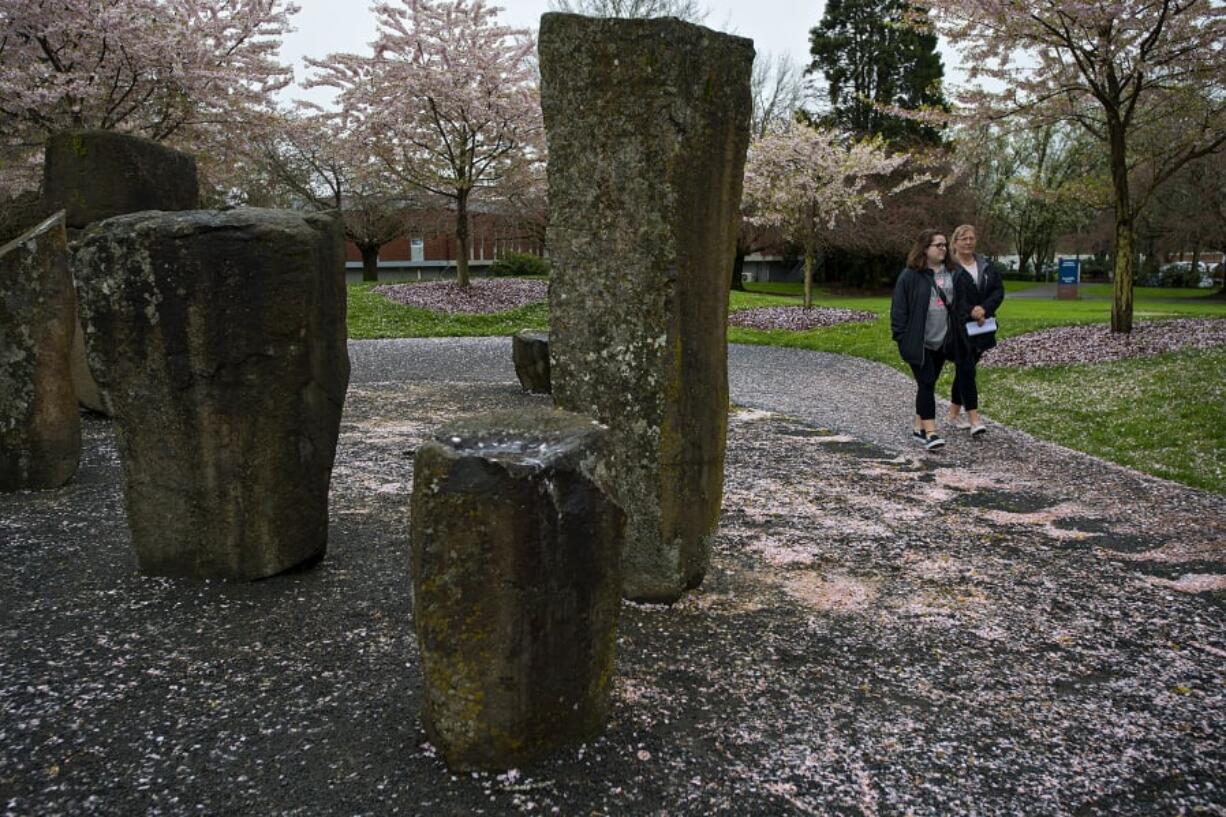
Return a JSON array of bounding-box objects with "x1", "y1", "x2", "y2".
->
[
  {"x1": 350, "y1": 335, "x2": 1226, "y2": 557},
  {"x1": 3, "y1": 337, "x2": 1224, "y2": 816},
  {"x1": 351, "y1": 337, "x2": 919, "y2": 451}
]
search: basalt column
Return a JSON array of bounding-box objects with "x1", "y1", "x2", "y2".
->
[
  {"x1": 0, "y1": 212, "x2": 80, "y2": 491},
  {"x1": 74, "y1": 209, "x2": 350, "y2": 580},
  {"x1": 411, "y1": 408, "x2": 624, "y2": 771},
  {"x1": 44, "y1": 129, "x2": 200, "y2": 414},
  {"x1": 539, "y1": 13, "x2": 753, "y2": 602}
]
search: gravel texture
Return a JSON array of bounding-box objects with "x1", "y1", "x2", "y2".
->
[
  {"x1": 2, "y1": 339, "x2": 1224, "y2": 816},
  {"x1": 728, "y1": 306, "x2": 877, "y2": 331}
]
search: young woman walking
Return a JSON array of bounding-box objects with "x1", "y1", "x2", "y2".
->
[
  {"x1": 946, "y1": 224, "x2": 1005, "y2": 436},
  {"x1": 890, "y1": 229, "x2": 962, "y2": 450}
]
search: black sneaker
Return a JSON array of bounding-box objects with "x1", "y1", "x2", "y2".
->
[
  {"x1": 912, "y1": 429, "x2": 927, "y2": 445},
  {"x1": 924, "y1": 432, "x2": 946, "y2": 450}
]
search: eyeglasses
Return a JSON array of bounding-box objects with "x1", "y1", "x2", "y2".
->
[{"x1": 929, "y1": 242, "x2": 948, "y2": 248}]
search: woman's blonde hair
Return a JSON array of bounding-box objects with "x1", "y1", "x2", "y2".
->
[{"x1": 952, "y1": 224, "x2": 977, "y2": 244}]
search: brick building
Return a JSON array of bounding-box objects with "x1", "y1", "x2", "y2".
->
[{"x1": 344, "y1": 208, "x2": 544, "y2": 278}]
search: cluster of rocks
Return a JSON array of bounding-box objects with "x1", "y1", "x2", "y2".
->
[
  {"x1": 2, "y1": 131, "x2": 350, "y2": 581},
  {"x1": 2, "y1": 13, "x2": 753, "y2": 775},
  {"x1": 415, "y1": 14, "x2": 751, "y2": 769}
]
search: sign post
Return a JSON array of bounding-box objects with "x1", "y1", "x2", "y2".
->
[{"x1": 1057, "y1": 258, "x2": 1080, "y2": 300}]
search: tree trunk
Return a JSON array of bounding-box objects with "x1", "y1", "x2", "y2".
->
[
  {"x1": 455, "y1": 191, "x2": 471, "y2": 288},
  {"x1": 731, "y1": 246, "x2": 746, "y2": 291},
  {"x1": 1108, "y1": 120, "x2": 1135, "y2": 333},
  {"x1": 359, "y1": 245, "x2": 379, "y2": 283},
  {"x1": 1018, "y1": 250, "x2": 1033, "y2": 281},
  {"x1": 803, "y1": 251, "x2": 814, "y2": 309}
]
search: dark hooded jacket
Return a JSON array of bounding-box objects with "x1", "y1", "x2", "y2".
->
[
  {"x1": 951, "y1": 252, "x2": 1006, "y2": 353},
  {"x1": 891, "y1": 265, "x2": 971, "y2": 366}
]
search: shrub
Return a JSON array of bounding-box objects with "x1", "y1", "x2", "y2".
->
[{"x1": 489, "y1": 252, "x2": 550, "y2": 277}]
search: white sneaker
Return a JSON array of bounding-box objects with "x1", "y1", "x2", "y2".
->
[
  {"x1": 949, "y1": 413, "x2": 971, "y2": 430},
  {"x1": 970, "y1": 423, "x2": 987, "y2": 437}
]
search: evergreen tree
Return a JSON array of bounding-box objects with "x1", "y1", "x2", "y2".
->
[{"x1": 808, "y1": 0, "x2": 946, "y2": 145}]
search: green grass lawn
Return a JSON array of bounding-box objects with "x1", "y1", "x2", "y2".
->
[
  {"x1": 1078, "y1": 282, "x2": 1224, "y2": 300},
  {"x1": 348, "y1": 278, "x2": 1226, "y2": 493},
  {"x1": 979, "y1": 348, "x2": 1226, "y2": 493}
]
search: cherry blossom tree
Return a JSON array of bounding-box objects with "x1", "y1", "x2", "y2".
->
[
  {"x1": 252, "y1": 107, "x2": 439, "y2": 281},
  {"x1": 742, "y1": 121, "x2": 915, "y2": 307},
  {"x1": 930, "y1": 0, "x2": 1226, "y2": 332},
  {"x1": 308, "y1": 0, "x2": 540, "y2": 288},
  {"x1": 0, "y1": 0, "x2": 297, "y2": 197}
]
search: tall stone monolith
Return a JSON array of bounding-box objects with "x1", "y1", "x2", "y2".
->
[
  {"x1": 0, "y1": 212, "x2": 80, "y2": 491},
  {"x1": 44, "y1": 129, "x2": 200, "y2": 415},
  {"x1": 73, "y1": 209, "x2": 350, "y2": 579},
  {"x1": 411, "y1": 408, "x2": 624, "y2": 771},
  {"x1": 539, "y1": 13, "x2": 753, "y2": 602}
]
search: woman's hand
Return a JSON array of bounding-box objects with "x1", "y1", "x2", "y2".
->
[{"x1": 971, "y1": 305, "x2": 986, "y2": 324}]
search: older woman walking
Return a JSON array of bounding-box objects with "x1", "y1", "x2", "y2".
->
[
  {"x1": 891, "y1": 228, "x2": 961, "y2": 450},
  {"x1": 946, "y1": 224, "x2": 1005, "y2": 436}
]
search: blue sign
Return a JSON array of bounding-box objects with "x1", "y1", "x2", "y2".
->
[{"x1": 1058, "y1": 258, "x2": 1080, "y2": 285}]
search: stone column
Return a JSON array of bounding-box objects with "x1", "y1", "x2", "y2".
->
[
  {"x1": 73, "y1": 209, "x2": 350, "y2": 580},
  {"x1": 44, "y1": 130, "x2": 200, "y2": 414},
  {"x1": 411, "y1": 408, "x2": 624, "y2": 771},
  {"x1": 512, "y1": 329, "x2": 551, "y2": 394},
  {"x1": 539, "y1": 14, "x2": 753, "y2": 602},
  {"x1": 0, "y1": 212, "x2": 80, "y2": 491}
]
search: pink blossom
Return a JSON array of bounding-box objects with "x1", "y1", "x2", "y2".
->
[
  {"x1": 306, "y1": 0, "x2": 542, "y2": 287},
  {"x1": 982, "y1": 319, "x2": 1226, "y2": 368},
  {"x1": 374, "y1": 278, "x2": 546, "y2": 314},
  {"x1": 728, "y1": 306, "x2": 877, "y2": 331},
  {"x1": 0, "y1": 0, "x2": 298, "y2": 194}
]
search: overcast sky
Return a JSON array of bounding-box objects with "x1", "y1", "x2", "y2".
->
[
  {"x1": 280, "y1": 0, "x2": 816, "y2": 105},
  {"x1": 278, "y1": 0, "x2": 965, "y2": 108}
]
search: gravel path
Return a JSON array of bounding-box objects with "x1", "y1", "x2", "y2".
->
[
  {"x1": 350, "y1": 336, "x2": 1226, "y2": 568},
  {"x1": 3, "y1": 337, "x2": 1224, "y2": 816},
  {"x1": 350, "y1": 338, "x2": 921, "y2": 449},
  {"x1": 352, "y1": 337, "x2": 1036, "y2": 453}
]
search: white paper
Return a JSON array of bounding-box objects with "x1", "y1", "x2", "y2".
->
[{"x1": 966, "y1": 317, "x2": 997, "y2": 336}]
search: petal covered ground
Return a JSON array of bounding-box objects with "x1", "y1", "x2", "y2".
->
[
  {"x1": 728, "y1": 305, "x2": 877, "y2": 331},
  {"x1": 2, "y1": 370, "x2": 1224, "y2": 816},
  {"x1": 374, "y1": 279, "x2": 548, "y2": 314},
  {"x1": 981, "y1": 318, "x2": 1226, "y2": 367}
]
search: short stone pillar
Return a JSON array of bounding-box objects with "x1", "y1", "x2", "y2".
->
[
  {"x1": 539, "y1": 14, "x2": 753, "y2": 602},
  {"x1": 73, "y1": 209, "x2": 350, "y2": 579},
  {"x1": 44, "y1": 130, "x2": 199, "y2": 230},
  {"x1": 44, "y1": 129, "x2": 200, "y2": 415},
  {"x1": 0, "y1": 212, "x2": 81, "y2": 491},
  {"x1": 512, "y1": 329, "x2": 551, "y2": 394},
  {"x1": 410, "y1": 408, "x2": 624, "y2": 771}
]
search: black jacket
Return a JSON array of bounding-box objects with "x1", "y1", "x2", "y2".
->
[
  {"x1": 952, "y1": 253, "x2": 1005, "y2": 352},
  {"x1": 891, "y1": 266, "x2": 970, "y2": 366}
]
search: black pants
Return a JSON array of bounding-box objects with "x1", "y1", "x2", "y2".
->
[
  {"x1": 950, "y1": 349, "x2": 979, "y2": 411},
  {"x1": 909, "y1": 347, "x2": 948, "y2": 421}
]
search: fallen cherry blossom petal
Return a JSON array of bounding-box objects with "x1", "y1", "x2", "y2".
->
[
  {"x1": 728, "y1": 306, "x2": 877, "y2": 331},
  {"x1": 982, "y1": 318, "x2": 1226, "y2": 368},
  {"x1": 374, "y1": 279, "x2": 547, "y2": 315}
]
